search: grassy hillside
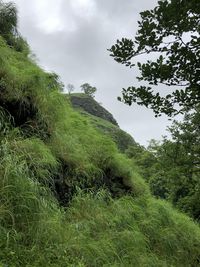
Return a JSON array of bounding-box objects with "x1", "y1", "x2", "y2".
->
[
  {"x1": 69, "y1": 93, "x2": 137, "y2": 152},
  {"x1": 70, "y1": 93, "x2": 118, "y2": 126},
  {"x1": 0, "y1": 9, "x2": 200, "y2": 267}
]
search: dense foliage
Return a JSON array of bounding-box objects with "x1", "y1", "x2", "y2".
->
[
  {"x1": 0, "y1": 0, "x2": 29, "y2": 53},
  {"x1": 0, "y1": 1, "x2": 200, "y2": 266},
  {"x1": 127, "y1": 108, "x2": 200, "y2": 221},
  {"x1": 150, "y1": 109, "x2": 200, "y2": 221},
  {"x1": 0, "y1": 0, "x2": 17, "y2": 38},
  {"x1": 109, "y1": 0, "x2": 200, "y2": 223},
  {"x1": 109, "y1": 0, "x2": 200, "y2": 116},
  {"x1": 80, "y1": 83, "x2": 97, "y2": 98}
]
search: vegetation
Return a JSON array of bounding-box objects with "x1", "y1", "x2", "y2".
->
[
  {"x1": 67, "y1": 83, "x2": 75, "y2": 94},
  {"x1": 69, "y1": 93, "x2": 136, "y2": 152},
  {"x1": 0, "y1": 1, "x2": 200, "y2": 266},
  {"x1": 88, "y1": 114, "x2": 136, "y2": 153},
  {"x1": 80, "y1": 83, "x2": 97, "y2": 98},
  {"x1": 0, "y1": 1, "x2": 17, "y2": 35},
  {"x1": 108, "y1": 0, "x2": 200, "y2": 223},
  {"x1": 127, "y1": 108, "x2": 200, "y2": 221},
  {"x1": 109, "y1": 0, "x2": 200, "y2": 117},
  {"x1": 0, "y1": 0, "x2": 29, "y2": 54},
  {"x1": 70, "y1": 93, "x2": 118, "y2": 126}
]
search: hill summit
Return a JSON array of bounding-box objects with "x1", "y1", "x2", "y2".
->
[
  {"x1": 0, "y1": 1, "x2": 200, "y2": 266},
  {"x1": 70, "y1": 93, "x2": 118, "y2": 125},
  {"x1": 70, "y1": 93, "x2": 137, "y2": 152}
]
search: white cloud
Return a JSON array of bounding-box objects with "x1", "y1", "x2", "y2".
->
[
  {"x1": 33, "y1": 0, "x2": 63, "y2": 33},
  {"x1": 10, "y1": 0, "x2": 173, "y2": 146},
  {"x1": 70, "y1": 0, "x2": 97, "y2": 19},
  {"x1": 38, "y1": 17, "x2": 63, "y2": 33}
]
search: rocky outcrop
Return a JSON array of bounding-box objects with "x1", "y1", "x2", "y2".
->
[{"x1": 70, "y1": 93, "x2": 118, "y2": 126}]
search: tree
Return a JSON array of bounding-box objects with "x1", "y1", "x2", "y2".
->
[
  {"x1": 67, "y1": 83, "x2": 75, "y2": 94},
  {"x1": 0, "y1": 1, "x2": 29, "y2": 54},
  {"x1": 125, "y1": 142, "x2": 158, "y2": 181},
  {"x1": 80, "y1": 83, "x2": 97, "y2": 98},
  {"x1": 125, "y1": 106, "x2": 200, "y2": 221},
  {"x1": 109, "y1": 0, "x2": 200, "y2": 117},
  {"x1": 148, "y1": 107, "x2": 200, "y2": 220},
  {"x1": 0, "y1": 1, "x2": 17, "y2": 35},
  {"x1": 46, "y1": 72, "x2": 64, "y2": 92}
]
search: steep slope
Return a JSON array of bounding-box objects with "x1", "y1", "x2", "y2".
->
[
  {"x1": 70, "y1": 93, "x2": 137, "y2": 152},
  {"x1": 70, "y1": 93, "x2": 118, "y2": 125},
  {"x1": 0, "y1": 12, "x2": 200, "y2": 267}
]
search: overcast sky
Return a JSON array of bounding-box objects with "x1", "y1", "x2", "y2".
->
[{"x1": 11, "y1": 0, "x2": 173, "y2": 146}]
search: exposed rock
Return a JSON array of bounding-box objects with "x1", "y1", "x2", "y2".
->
[
  {"x1": 70, "y1": 93, "x2": 118, "y2": 126},
  {"x1": 69, "y1": 93, "x2": 137, "y2": 152}
]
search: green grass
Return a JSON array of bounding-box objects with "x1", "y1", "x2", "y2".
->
[
  {"x1": 0, "y1": 28, "x2": 200, "y2": 267},
  {"x1": 73, "y1": 107, "x2": 137, "y2": 152},
  {"x1": 69, "y1": 92, "x2": 88, "y2": 98}
]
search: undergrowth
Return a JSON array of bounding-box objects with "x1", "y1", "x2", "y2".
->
[{"x1": 0, "y1": 13, "x2": 200, "y2": 267}]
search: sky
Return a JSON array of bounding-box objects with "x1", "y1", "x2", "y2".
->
[{"x1": 10, "y1": 0, "x2": 173, "y2": 146}]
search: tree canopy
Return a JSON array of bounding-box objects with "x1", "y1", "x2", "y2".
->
[
  {"x1": 80, "y1": 83, "x2": 97, "y2": 98},
  {"x1": 0, "y1": 0, "x2": 29, "y2": 53},
  {"x1": 67, "y1": 83, "x2": 75, "y2": 94},
  {"x1": 126, "y1": 105, "x2": 200, "y2": 221},
  {"x1": 47, "y1": 72, "x2": 64, "y2": 91},
  {"x1": 0, "y1": 0, "x2": 17, "y2": 35},
  {"x1": 109, "y1": 0, "x2": 200, "y2": 117},
  {"x1": 150, "y1": 107, "x2": 200, "y2": 220}
]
